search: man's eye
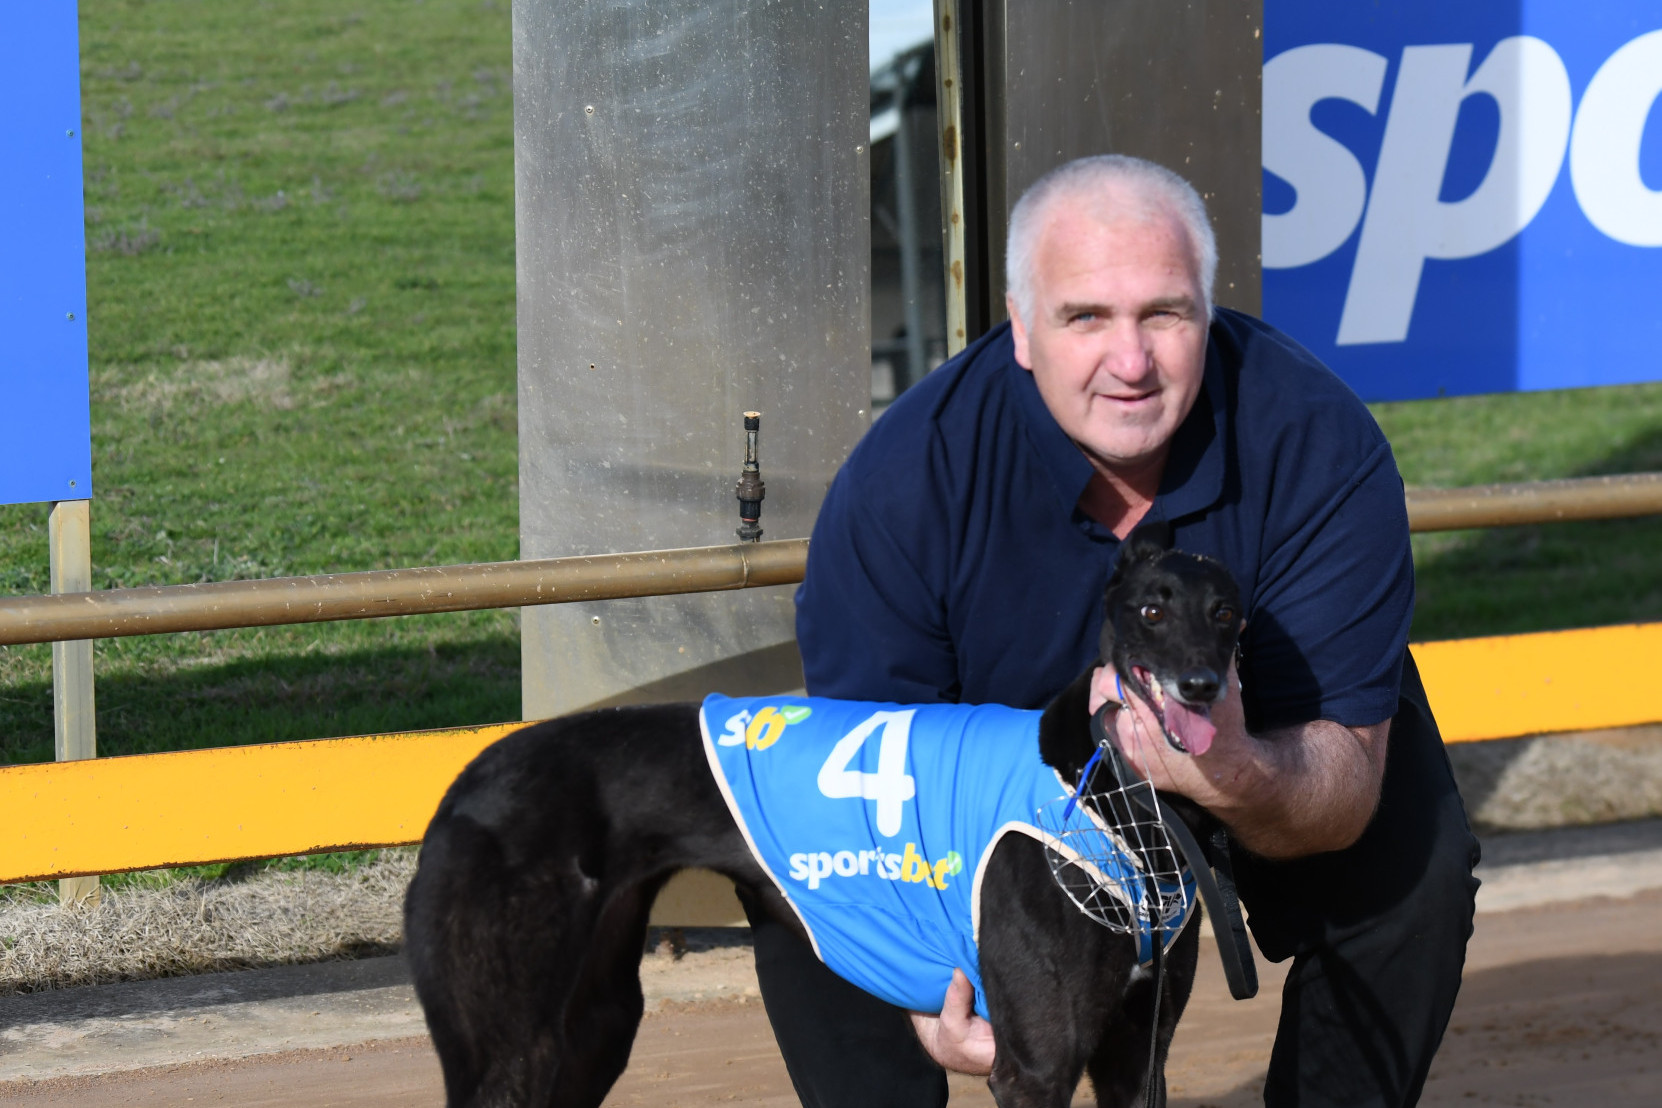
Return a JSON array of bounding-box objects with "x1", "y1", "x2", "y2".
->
[{"x1": 1140, "y1": 604, "x2": 1164, "y2": 624}]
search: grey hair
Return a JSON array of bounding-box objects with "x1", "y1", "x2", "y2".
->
[{"x1": 1005, "y1": 155, "x2": 1218, "y2": 326}]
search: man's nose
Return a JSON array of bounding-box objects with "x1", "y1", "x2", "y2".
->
[{"x1": 1099, "y1": 319, "x2": 1156, "y2": 381}]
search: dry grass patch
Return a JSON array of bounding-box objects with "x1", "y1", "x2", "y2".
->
[
  {"x1": 0, "y1": 850, "x2": 415, "y2": 996},
  {"x1": 95, "y1": 356, "x2": 299, "y2": 414}
]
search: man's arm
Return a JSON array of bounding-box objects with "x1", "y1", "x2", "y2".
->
[
  {"x1": 796, "y1": 429, "x2": 961, "y2": 704},
  {"x1": 1090, "y1": 664, "x2": 1390, "y2": 858}
]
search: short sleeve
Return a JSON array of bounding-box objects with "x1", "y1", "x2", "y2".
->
[
  {"x1": 1240, "y1": 438, "x2": 1413, "y2": 731},
  {"x1": 795, "y1": 425, "x2": 961, "y2": 704}
]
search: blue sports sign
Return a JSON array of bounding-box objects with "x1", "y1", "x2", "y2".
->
[
  {"x1": 1, "y1": 5, "x2": 92, "y2": 506},
  {"x1": 1262, "y1": 4, "x2": 1662, "y2": 401}
]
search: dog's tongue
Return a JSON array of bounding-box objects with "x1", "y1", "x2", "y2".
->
[{"x1": 1163, "y1": 698, "x2": 1216, "y2": 756}]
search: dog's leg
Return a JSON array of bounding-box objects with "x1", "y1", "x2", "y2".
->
[
  {"x1": 979, "y1": 835, "x2": 1131, "y2": 1108},
  {"x1": 546, "y1": 873, "x2": 672, "y2": 1107},
  {"x1": 1082, "y1": 915, "x2": 1200, "y2": 1108}
]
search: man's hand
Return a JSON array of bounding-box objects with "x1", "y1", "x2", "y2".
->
[
  {"x1": 909, "y1": 968, "x2": 996, "y2": 1075},
  {"x1": 1087, "y1": 663, "x2": 1389, "y2": 858},
  {"x1": 1087, "y1": 662, "x2": 1250, "y2": 809}
]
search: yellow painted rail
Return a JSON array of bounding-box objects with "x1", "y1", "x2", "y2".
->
[
  {"x1": 3, "y1": 620, "x2": 1661, "y2": 885},
  {"x1": 0, "y1": 721, "x2": 523, "y2": 884},
  {"x1": 1413, "y1": 621, "x2": 1662, "y2": 744}
]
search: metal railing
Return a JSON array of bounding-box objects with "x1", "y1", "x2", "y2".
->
[
  {"x1": 1, "y1": 474, "x2": 1660, "y2": 648},
  {"x1": 1404, "y1": 472, "x2": 1662, "y2": 532},
  {"x1": 0, "y1": 540, "x2": 808, "y2": 646}
]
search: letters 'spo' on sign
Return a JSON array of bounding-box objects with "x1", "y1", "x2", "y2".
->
[
  {"x1": 1, "y1": 7, "x2": 92, "y2": 507},
  {"x1": 1263, "y1": 4, "x2": 1662, "y2": 402}
]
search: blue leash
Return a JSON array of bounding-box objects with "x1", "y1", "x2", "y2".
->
[
  {"x1": 1061, "y1": 674, "x2": 1125, "y2": 821},
  {"x1": 1060, "y1": 743, "x2": 1105, "y2": 822}
]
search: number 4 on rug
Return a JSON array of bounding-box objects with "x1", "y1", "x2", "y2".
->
[{"x1": 815, "y1": 710, "x2": 918, "y2": 837}]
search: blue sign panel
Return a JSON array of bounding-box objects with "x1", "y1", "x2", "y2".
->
[
  {"x1": 1263, "y1": 3, "x2": 1662, "y2": 401},
  {"x1": 1, "y1": 5, "x2": 92, "y2": 505}
]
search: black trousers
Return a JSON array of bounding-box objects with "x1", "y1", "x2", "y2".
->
[{"x1": 744, "y1": 655, "x2": 1480, "y2": 1108}]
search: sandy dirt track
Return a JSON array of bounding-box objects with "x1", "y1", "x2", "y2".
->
[{"x1": 2, "y1": 888, "x2": 1658, "y2": 1107}]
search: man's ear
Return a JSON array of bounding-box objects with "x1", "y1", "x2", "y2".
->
[{"x1": 1007, "y1": 294, "x2": 1033, "y2": 370}]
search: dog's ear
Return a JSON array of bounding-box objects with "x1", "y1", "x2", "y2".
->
[
  {"x1": 1106, "y1": 520, "x2": 1171, "y2": 595},
  {"x1": 1122, "y1": 520, "x2": 1173, "y2": 565}
]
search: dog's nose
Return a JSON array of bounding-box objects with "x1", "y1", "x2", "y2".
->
[{"x1": 1178, "y1": 670, "x2": 1221, "y2": 704}]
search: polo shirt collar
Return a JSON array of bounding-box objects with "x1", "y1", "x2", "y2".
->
[
  {"x1": 1155, "y1": 333, "x2": 1229, "y2": 523},
  {"x1": 1007, "y1": 322, "x2": 1229, "y2": 527},
  {"x1": 1008, "y1": 339, "x2": 1098, "y2": 518}
]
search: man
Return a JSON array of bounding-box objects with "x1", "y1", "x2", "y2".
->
[{"x1": 755, "y1": 155, "x2": 1478, "y2": 1107}]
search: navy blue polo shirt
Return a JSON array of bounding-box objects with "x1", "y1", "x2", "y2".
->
[{"x1": 795, "y1": 309, "x2": 1412, "y2": 732}]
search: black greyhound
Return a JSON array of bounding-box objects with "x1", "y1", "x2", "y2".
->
[{"x1": 404, "y1": 524, "x2": 1244, "y2": 1108}]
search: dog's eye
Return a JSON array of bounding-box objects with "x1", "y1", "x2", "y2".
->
[
  {"x1": 1140, "y1": 604, "x2": 1164, "y2": 625},
  {"x1": 1214, "y1": 605, "x2": 1236, "y2": 625}
]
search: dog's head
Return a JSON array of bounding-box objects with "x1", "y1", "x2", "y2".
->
[{"x1": 1100, "y1": 521, "x2": 1244, "y2": 756}]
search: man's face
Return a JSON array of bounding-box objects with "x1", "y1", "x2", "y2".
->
[{"x1": 1008, "y1": 201, "x2": 1209, "y2": 478}]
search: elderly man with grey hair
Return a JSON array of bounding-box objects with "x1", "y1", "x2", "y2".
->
[{"x1": 751, "y1": 154, "x2": 1479, "y2": 1108}]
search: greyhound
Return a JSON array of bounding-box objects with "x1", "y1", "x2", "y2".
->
[{"x1": 404, "y1": 523, "x2": 1244, "y2": 1107}]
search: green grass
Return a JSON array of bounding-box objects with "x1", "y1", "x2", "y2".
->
[
  {"x1": 0, "y1": 0, "x2": 521, "y2": 766},
  {"x1": 1373, "y1": 382, "x2": 1662, "y2": 641},
  {"x1": 2, "y1": 0, "x2": 1661, "y2": 772}
]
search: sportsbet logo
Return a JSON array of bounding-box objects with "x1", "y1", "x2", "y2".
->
[
  {"x1": 716, "y1": 705, "x2": 812, "y2": 750},
  {"x1": 788, "y1": 843, "x2": 966, "y2": 891}
]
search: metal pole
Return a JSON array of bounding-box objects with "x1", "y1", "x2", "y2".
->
[
  {"x1": 48, "y1": 499, "x2": 98, "y2": 906},
  {"x1": 1405, "y1": 473, "x2": 1662, "y2": 532},
  {"x1": 0, "y1": 539, "x2": 811, "y2": 647},
  {"x1": 933, "y1": 0, "x2": 968, "y2": 356},
  {"x1": 3, "y1": 474, "x2": 1661, "y2": 650},
  {"x1": 894, "y1": 58, "x2": 929, "y2": 392}
]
